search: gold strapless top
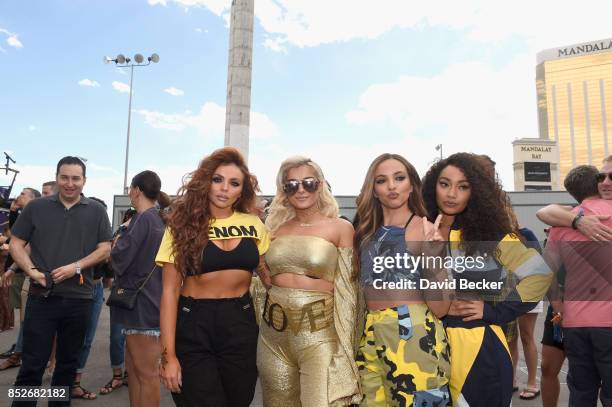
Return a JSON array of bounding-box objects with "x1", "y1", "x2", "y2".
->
[
  {"x1": 265, "y1": 235, "x2": 338, "y2": 282},
  {"x1": 258, "y1": 234, "x2": 363, "y2": 404}
]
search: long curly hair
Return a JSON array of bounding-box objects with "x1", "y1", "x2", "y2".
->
[
  {"x1": 476, "y1": 154, "x2": 521, "y2": 234},
  {"x1": 354, "y1": 153, "x2": 427, "y2": 259},
  {"x1": 168, "y1": 147, "x2": 259, "y2": 277},
  {"x1": 265, "y1": 156, "x2": 338, "y2": 235},
  {"x1": 421, "y1": 152, "x2": 515, "y2": 255}
]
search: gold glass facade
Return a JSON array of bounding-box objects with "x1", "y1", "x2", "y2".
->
[{"x1": 536, "y1": 46, "x2": 612, "y2": 184}]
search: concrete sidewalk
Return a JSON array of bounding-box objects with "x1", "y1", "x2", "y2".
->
[{"x1": 0, "y1": 291, "x2": 569, "y2": 406}]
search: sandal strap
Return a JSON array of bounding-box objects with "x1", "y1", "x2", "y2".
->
[
  {"x1": 72, "y1": 385, "x2": 96, "y2": 399},
  {"x1": 102, "y1": 376, "x2": 124, "y2": 389}
]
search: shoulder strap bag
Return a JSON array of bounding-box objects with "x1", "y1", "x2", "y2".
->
[{"x1": 106, "y1": 265, "x2": 158, "y2": 310}]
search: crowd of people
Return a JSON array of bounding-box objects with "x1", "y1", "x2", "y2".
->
[{"x1": 0, "y1": 149, "x2": 610, "y2": 407}]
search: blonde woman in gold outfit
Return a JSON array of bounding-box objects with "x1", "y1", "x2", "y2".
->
[{"x1": 257, "y1": 156, "x2": 361, "y2": 407}]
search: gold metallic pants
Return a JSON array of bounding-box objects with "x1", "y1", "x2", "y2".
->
[{"x1": 257, "y1": 286, "x2": 342, "y2": 407}]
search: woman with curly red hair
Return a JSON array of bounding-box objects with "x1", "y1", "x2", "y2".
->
[{"x1": 156, "y1": 147, "x2": 270, "y2": 407}]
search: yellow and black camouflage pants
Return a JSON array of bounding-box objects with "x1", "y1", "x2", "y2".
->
[{"x1": 356, "y1": 304, "x2": 451, "y2": 407}]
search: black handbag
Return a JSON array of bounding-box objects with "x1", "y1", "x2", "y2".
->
[{"x1": 106, "y1": 265, "x2": 158, "y2": 310}]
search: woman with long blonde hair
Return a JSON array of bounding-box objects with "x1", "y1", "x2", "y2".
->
[
  {"x1": 257, "y1": 156, "x2": 361, "y2": 406},
  {"x1": 354, "y1": 153, "x2": 452, "y2": 406}
]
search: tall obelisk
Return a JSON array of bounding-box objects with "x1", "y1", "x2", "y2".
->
[{"x1": 224, "y1": 0, "x2": 255, "y2": 161}]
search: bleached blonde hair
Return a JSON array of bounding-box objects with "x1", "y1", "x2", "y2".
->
[{"x1": 265, "y1": 156, "x2": 339, "y2": 235}]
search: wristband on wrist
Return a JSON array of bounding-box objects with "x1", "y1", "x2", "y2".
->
[
  {"x1": 571, "y1": 213, "x2": 584, "y2": 230},
  {"x1": 75, "y1": 262, "x2": 83, "y2": 285}
]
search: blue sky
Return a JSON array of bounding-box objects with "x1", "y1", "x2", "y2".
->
[{"x1": 2, "y1": 0, "x2": 611, "y2": 209}]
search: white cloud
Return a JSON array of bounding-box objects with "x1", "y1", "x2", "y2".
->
[
  {"x1": 137, "y1": 109, "x2": 189, "y2": 131},
  {"x1": 7, "y1": 36, "x2": 23, "y2": 48},
  {"x1": 250, "y1": 111, "x2": 280, "y2": 140},
  {"x1": 0, "y1": 28, "x2": 23, "y2": 49},
  {"x1": 263, "y1": 37, "x2": 288, "y2": 54},
  {"x1": 28, "y1": 125, "x2": 36, "y2": 132},
  {"x1": 194, "y1": 27, "x2": 208, "y2": 33},
  {"x1": 254, "y1": 1, "x2": 612, "y2": 52},
  {"x1": 137, "y1": 102, "x2": 280, "y2": 140},
  {"x1": 148, "y1": 0, "x2": 612, "y2": 53},
  {"x1": 78, "y1": 78, "x2": 100, "y2": 87},
  {"x1": 89, "y1": 163, "x2": 120, "y2": 174},
  {"x1": 145, "y1": 163, "x2": 199, "y2": 195},
  {"x1": 112, "y1": 81, "x2": 130, "y2": 94},
  {"x1": 11, "y1": 165, "x2": 56, "y2": 193},
  {"x1": 164, "y1": 87, "x2": 185, "y2": 96},
  {"x1": 346, "y1": 56, "x2": 537, "y2": 190},
  {"x1": 149, "y1": 0, "x2": 227, "y2": 15}
]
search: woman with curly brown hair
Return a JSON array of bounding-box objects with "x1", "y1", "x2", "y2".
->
[
  {"x1": 421, "y1": 152, "x2": 553, "y2": 407},
  {"x1": 155, "y1": 147, "x2": 270, "y2": 407}
]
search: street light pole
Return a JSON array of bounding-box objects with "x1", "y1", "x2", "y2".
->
[
  {"x1": 104, "y1": 53, "x2": 159, "y2": 195},
  {"x1": 123, "y1": 65, "x2": 134, "y2": 194}
]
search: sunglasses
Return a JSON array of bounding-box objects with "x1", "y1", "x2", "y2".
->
[
  {"x1": 596, "y1": 172, "x2": 612, "y2": 183},
  {"x1": 283, "y1": 177, "x2": 320, "y2": 196}
]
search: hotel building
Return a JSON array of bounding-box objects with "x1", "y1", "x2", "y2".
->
[{"x1": 536, "y1": 38, "x2": 612, "y2": 182}]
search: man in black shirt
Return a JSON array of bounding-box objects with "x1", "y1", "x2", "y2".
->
[{"x1": 9, "y1": 157, "x2": 112, "y2": 406}]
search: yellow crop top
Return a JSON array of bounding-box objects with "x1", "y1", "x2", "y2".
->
[
  {"x1": 265, "y1": 235, "x2": 338, "y2": 282},
  {"x1": 155, "y1": 211, "x2": 270, "y2": 266}
]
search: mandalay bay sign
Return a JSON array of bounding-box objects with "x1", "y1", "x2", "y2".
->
[
  {"x1": 558, "y1": 40, "x2": 612, "y2": 57},
  {"x1": 537, "y1": 38, "x2": 612, "y2": 63}
]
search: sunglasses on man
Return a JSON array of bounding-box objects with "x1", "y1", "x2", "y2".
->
[
  {"x1": 596, "y1": 172, "x2": 612, "y2": 183},
  {"x1": 283, "y1": 177, "x2": 320, "y2": 196}
]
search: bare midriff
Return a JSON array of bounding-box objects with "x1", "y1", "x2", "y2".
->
[
  {"x1": 271, "y1": 273, "x2": 334, "y2": 294},
  {"x1": 181, "y1": 269, "x2": 252, "y2": 298},
  {"x1": 365, "y1": 287, "x2": 426, "y2": 311}
]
